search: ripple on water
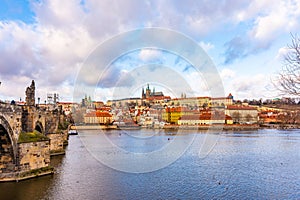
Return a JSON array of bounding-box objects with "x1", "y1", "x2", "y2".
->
[{"x1": 0, "y1": 129, "x2": 299, "y2": 199}]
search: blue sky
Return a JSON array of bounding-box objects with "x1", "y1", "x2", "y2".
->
[
  {"x1": 0, "y1": 0, "x2": 35, "y2": 23},
  {"x1": 0, "y1": 0, "x2": 299, "y2": 102}
]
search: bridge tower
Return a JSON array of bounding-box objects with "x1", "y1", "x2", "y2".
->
[{"x1": 25, "y1": 80, "x2": 35, "y2": 106}]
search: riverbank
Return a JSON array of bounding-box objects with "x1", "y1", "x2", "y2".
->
[
  {"x1": 71, "y1": 124, "x2": 262, "y2": 131},
  {"x1": 70, "y1": 125, "x2": 118, "y2": 130},
  {"x1": 0, "y1": 166, "x2": 54, "y2": 182},
  {"x1": 70, "y1": 123, "x2": 300, "y2": 131},
  {"x1": 260, "y1": 124, "x2": 300, "y2": 129},
  {"x1": 163, "y1": 124, "x2": 260, "y2": 131}
]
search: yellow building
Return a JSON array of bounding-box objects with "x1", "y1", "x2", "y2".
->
[
  {"x1": 210, "y1": 97, "x2": 233, "y2": 107},
  {"x1": 162, "y1": 107, "x2": 200, "y2": 124},
  {"x1": 84, "y1": 111, "x2": 113, "y2": 125},
  {"x1": 168, "y1": 97, "x2": 210, "y2": 107},
  {"x1": 225, "y1": 105, "x2": 258, "y2": 124}
]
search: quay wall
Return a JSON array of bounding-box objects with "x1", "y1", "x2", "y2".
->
[
  {"x1": 48, "y1": 132, "x2": 67, "y2": 155},
  {"x1": 71, "y1": 124, "x2": 260, "y2": 131},
  {"x1": 70, "y1": 125, "x2": 118, "y2": 130},
  {"x1": 0, "y1": 140, "x2": 54, "y2": 182},
  {"x1": 164, "y1": 124, "x2": 259, "y2": 131},
  {"x1": 18, "y1": 140, "x2": 51, "y2": 172}
]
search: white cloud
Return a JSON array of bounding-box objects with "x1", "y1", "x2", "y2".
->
[
  {"x1": 199, "y1": 41, "x2": 214, "y2": 52},
  {"x1": 0, "y1": 21, "x2": 42, "y2": 76},
  {"x1": 234, "y1": 74, "x2": 265, "y2": 92},
  {"x1": 250, "y1": 0, "x2": 300, "y2": 48},
  {"x1": 276, "y1": 47, "x2": 290, "y2": 60},
  {"x1": 234, "y1": 0, "x2": 274, "y2": 22},
  {"x1": 138, "y1": 49, "x2": 162, "y2": 62},
  {"x1": 184, "y1": 71, "x2": 209, "y2": 95},
  {"x1": 1, "y1": 0, "x2": 299, "y2": 101},
  {"x1": 220, "y1": 68, "x2": 236, "y2": 80},
  {"x1": 224, "y1": 0, "x2": 300, "y2": 64},
  {"x1": 223, "y1": 73, "x2": 276, "y2": 100},
  {"x1": 0, "y1": 21, "x2": 94, "y2": 85},
  {"x1": 32, "y1": 0, "x2": 86, "y2": 29}
]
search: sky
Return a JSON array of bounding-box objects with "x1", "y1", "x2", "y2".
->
[{"x1": 0, "y1": 0, "x2": 300, "y2": 103}]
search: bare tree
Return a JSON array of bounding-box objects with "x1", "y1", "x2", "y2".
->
[
  {"x1": 276, "y1": 34, "x2": 300, "y2": 96},
  {"x1": 245, "y1": 114, "x2": 253, "y2": 123},
  {"x1": 231, "y1": 112, "x2": 241, "y2": 124}
]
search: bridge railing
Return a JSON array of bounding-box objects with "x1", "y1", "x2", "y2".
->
[{"x1": 0, "y1": 103, "x2": 23, "y2": 113}]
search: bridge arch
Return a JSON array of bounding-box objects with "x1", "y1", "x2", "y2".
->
[
  {"x1": 35, "y1": 121, "x2": 44, "y2": 134},
  {"x1": 0, "y1": 116, "x2": 16, "y2": 172}
]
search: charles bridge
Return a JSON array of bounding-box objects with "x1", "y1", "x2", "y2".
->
[{"x1": 0, "y1": 80, "x2": 68, "y2": 181}]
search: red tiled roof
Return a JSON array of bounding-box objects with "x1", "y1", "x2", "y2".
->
[
  {"x1": 57, "y1": 102, "x2": 76, "y2": 105},
  {"x1": 227, "y1": 105, "x2": 257, "y2": 110},
  {"x1": 85, "y1": 111, "x2": 112, "y2": 117},
  {"x1": 96, "y1": 112, "x2": 112, "y2": 117},
  {"x1": 211, "y1": 97, "x2": 232, "y2": 100},
  {"x1": 165, "y1": 107, "x2": 191, "y2": 112},
  {"x1": 93, "y1": 101, "x2": 104, "y2": 103},
  {"x1": 96, "y1": 107, "x2": 111, "y2": 111},
  {"x1": 197, "y1": 96, "x2": 210, "y2": 99}
]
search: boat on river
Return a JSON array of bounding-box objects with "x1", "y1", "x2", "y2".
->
[{"x1": 68, "y1": 129, "x2": 78, "y2": 135}]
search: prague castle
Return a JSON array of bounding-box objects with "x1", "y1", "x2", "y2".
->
[{"x1": 142, "y1": 84, "x2": 164, "y2": 99}]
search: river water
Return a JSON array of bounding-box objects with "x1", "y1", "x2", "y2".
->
[{"x1": 0, "y1": 129, "x2": 299, "y2": 200}]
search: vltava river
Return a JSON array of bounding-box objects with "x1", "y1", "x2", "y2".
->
[{"x1": 0, "y1": 129, "x2": 299, "y2": 199}]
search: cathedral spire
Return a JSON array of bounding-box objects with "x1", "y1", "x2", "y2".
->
[{"x1": 142, "y1": 88, "x2": 145, "y2": 99}]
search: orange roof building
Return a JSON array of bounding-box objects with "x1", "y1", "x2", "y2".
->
[{"x1": 84, "y1": 111, "x2": 113, "y2": 124}]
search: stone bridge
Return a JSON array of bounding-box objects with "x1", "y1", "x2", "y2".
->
[
  {"x1": 0, "y1": 80, "x2": 68, "y2": 181},
  {"x1": 0, "y1": 104, "x2": 22, "y2": 174}
]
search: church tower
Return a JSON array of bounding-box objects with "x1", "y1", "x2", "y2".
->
[
  {"x1": 142, "y1": 88, "x2": 146, "y2": 99},
  {"x1": 145, "y1": 84, "x2": 151, "y2": 98}
]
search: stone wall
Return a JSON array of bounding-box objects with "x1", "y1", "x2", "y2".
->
[
  {"x1": 48, "y1": 133, "x2": 66, "y2": 155},
  {"x1": 0, "y1": 130, "x2": 14, "y2": 173},
  {"x1": 0, "y1": 104, "x2": 22, "y2": 145},
  {"x1": 0, "y1": 140, "x2": 52, "y2": 182},
  {"x1": 18, "y1": 140, "x2": 51, "y2": 172}
]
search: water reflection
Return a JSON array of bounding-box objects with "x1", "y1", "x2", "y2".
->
[{"x1": 0, "y1": 129, "x2": 299, "y2": 199}]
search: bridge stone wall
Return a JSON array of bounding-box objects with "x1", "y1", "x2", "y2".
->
[
  {"x1": 48, "y1": 133, "x2": 66, "y2": 155},
  {"x1": 0, "y1": 104, "x2": 22, "y2": 144},
  {"x1": 0, "y1": 128, "x2": 15, "y2": 173},
  {"x1": 0, "y1": 80, "x2": 69, "y2": 181},
  {"x1": 0, "y1": 104, "x2": 22, "y2": 174},
  {"x1": 18, "y1": 140, "x2": 51, "y2": 172},
  {"x1": 21, "y1": 106, "x2": 57, "y2": 135}
]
